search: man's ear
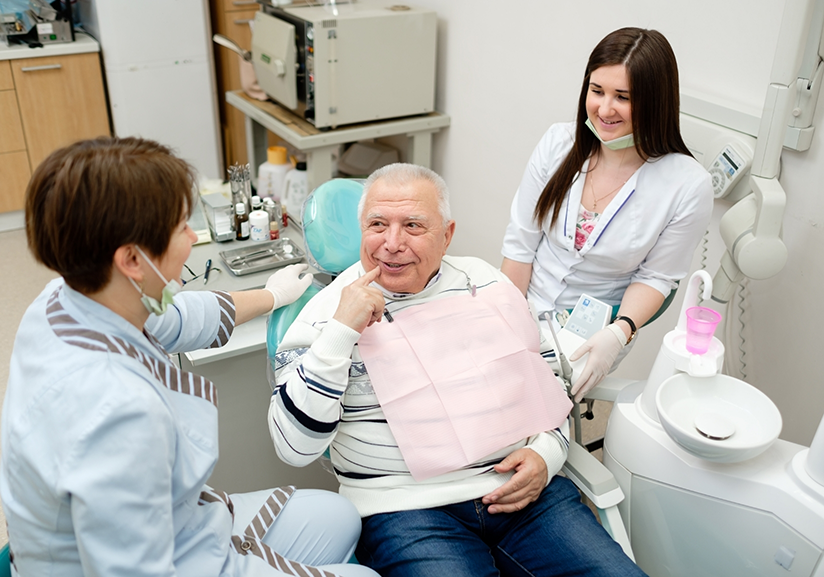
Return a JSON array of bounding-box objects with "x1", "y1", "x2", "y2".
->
[
  {"x1": 113, "y1": 244, "x2": 143, "y2": 283},
  {"x1": 442, "y1": 220, "x2": 456, "y2": 254}
]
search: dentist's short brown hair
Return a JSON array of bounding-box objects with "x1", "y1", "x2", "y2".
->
[{"x1": 26, "y1": 137, "x2": 196, "y2": 294}]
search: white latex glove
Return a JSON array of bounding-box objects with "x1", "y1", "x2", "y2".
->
[
  {"x1": 568, "y1": 324, "x2": 627, "y2": 402},
  {"x1": 264, "y1": 263, "x2": 313, "y2": 314}
]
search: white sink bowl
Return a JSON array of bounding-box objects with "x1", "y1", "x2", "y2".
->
[{"x1": 656, "y1": 373, "x2": 782, "y2": 463}]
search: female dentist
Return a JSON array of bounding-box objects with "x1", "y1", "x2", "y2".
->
[
  {"x1": 0, "y1": 137, "x2": 378, "y2": 577},
  {"x1": 501, "y1": 27, "x2": 713, "y2": 401}
]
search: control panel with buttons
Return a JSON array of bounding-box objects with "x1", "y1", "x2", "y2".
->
[{"x1": 709, "y1": 144, "x2": 750, "y2": 199}]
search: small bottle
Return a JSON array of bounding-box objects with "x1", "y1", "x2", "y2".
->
[
  {"x1": 283, "y1": 161, "x2": 308, "y2": 223},
  {"x1": 281, "y1": 202, "x2": 289, "y2": 228},
  {"x1": 257, "y1": 146, "x2": 291, "y2": 201},
  {"x1": 263, "y1": 197, "x2": 274, "y2": 217},
  {"x1": 263, "y1": 198, "x2": 280, "y2": 240},
  {"x1": 235, "y1": 202, "x2": 250, "y2": 240},
  {"x1": 251, "y1": 195, "x2": 263, "y2": 213}
]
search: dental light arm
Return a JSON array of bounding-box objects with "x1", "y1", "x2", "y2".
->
[
  {"x1": 712, "y1": 177, "x2": 789, "y2": 303},
  {"x1": 711, "y1": 0, "x2": 817, "y2": 303},
  {"x1": 789, "y1": 0, "x2": 824, "y2": 133}
]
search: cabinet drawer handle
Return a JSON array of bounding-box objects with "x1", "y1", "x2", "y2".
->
[
  {"x1": 233, "y1": 18, "x2": 253, "y2": 24},
  {"x1": 20, "y1": 64, "x2": 63, "y2": 72},
  {"x1": 232, "y1": 0, "x2": 258, "y2": 5}
]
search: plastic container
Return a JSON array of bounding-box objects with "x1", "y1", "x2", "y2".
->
[
  {"x1": 283, "y1": 161, "x2": 308, "y2": 223},
  {"x1": 257, "y1": 146, "x2": 291, "y2": 201},
  {"x1": 685, "y1": 306, "x2": 722, "y2": 354},
  {"x1": 249, "y1": 210, "x2": 270, "y2": 241}
]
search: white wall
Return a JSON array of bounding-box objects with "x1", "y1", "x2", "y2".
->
[{"x1": 407, "y1": 0, "x2": 823, "y2": 445}]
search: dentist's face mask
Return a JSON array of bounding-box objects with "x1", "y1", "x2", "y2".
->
[
  {"x1": 128, "y1": 246, "x2": 182, "y2": 315},
  {"x1": 585, "y1": 118, "x2": 636, "y2": 151}
]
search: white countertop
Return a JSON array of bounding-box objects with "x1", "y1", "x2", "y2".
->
[
  {"x1": 184, "y1": 314, "x2": 269, "y2": 366},
  {"x1": 0, "y1": 31, "x2": 99, "y2": 61},
  {"x1": 182, "y1": 224, "x2": 329, "y2": 367}
]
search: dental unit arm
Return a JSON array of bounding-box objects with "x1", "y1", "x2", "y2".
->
[{"x1": 711, "y1": 0, "x2": 821, "y2": 303}]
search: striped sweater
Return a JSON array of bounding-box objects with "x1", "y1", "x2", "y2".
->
[{"x1": 269, "y1": 255, "x2": 570, "y2": 517}]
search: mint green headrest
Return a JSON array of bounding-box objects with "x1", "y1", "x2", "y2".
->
[
  {"x1": 267, "y1": 283, "x2": 322, "y2": 359},
  {"x1": 301, "y1": 179, "x2": 364, "y2": 275}
]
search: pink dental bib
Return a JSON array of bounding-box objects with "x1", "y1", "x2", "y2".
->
[{"x1": 358, "y1": 281, "x2": 572, "y2": 481}]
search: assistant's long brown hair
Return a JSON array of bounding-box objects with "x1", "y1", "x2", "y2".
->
[{"x1": 535, "y1": 27, "x2": 693, "y2": 229}]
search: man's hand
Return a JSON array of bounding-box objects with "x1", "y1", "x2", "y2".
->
[
  {"x1": 482, "y1": 448, "x2": 548, "y2": 514},
  {"x1": 333, "y1": 266, "x2": 386, "y2": 333}
]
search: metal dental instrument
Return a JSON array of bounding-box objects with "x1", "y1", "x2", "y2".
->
[
  {"x1": 539, "y1": 311, "x2": 573, "y2": 383},
  {"x1": 227, "y1": 249, "x2": 275, "y2": 264},
  {"x1": 227, "y1": 243, "x2": 293, "y2": 265},
  {"x1": 228, "y1": 248, "x2": 282, "y2": 264},
  {"x1": 203, "y1": 259, "x2": 212, "y2": 284}
]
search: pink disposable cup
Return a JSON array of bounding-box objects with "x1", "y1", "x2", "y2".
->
[{"x1": 685, "y1": 306, "x2": 722, "y2": 354}]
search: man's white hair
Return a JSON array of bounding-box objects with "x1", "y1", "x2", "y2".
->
[{"x1": 357, "y1": 163, "x2": 451, "y2": 227}]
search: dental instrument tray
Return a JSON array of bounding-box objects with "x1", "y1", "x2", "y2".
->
[{"x1": 219, "y1": 239, "x2": 304, "y2": 276}]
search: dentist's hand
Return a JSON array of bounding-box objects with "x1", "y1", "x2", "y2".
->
[
  {"x1": 265, "y1": 263, "x2": 314, "y2": 313},
  {"x1": 569, "y1": 324, "x2": 626, "y2": 402},
  {"x1": 333, "y1": 267, "x2": 385, "y2": 333},
  {"x1": 482, "y1": 448, "x2": 548, "y2": 514}
]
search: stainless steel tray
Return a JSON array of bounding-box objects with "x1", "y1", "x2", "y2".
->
[{"x1": 219, "y1": 239, "x2": 304, "y2": 276}]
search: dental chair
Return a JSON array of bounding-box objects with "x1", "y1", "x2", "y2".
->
[{"x1": 266, "y1": 178, "x2": 635, "y2": 561}]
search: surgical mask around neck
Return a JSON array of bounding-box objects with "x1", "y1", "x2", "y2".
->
[
  {"x1": 128, "y1": 246, "x2": 182, "y2": 315},
  {"x1": 585, "y1": 118, "x2": 636, "y2": 151}
]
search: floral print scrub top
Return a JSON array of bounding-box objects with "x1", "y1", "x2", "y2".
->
[{"x1": 575, "y1": 205, "x2": 601, "y2": 251}]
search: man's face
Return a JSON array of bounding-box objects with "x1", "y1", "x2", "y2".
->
[{"x1": 360, "y1": 177, "x2": 455, "y2": 294}]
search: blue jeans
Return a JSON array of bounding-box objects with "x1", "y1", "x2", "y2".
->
[{"x1": 356, "y1": 476, "x2": 646, "y2": 577}]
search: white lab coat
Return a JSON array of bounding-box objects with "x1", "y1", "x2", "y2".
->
[
  {"x1": 0, "y1": 279, "x2": 372, "y2": 577},
  {"x1": 502, "y1": 122, "x2": 714, "y2": 315}
]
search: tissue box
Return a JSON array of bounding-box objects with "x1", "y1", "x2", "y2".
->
[{"x1": 201, "y1": 193, "x2": 235, "y2": 242}]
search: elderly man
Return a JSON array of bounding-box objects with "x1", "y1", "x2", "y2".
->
[{"x1": 269, "y1": 164, "x2": 645, "y2": 577}]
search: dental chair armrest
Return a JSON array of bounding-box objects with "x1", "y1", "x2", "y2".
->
[
  {"x1": 562, "y1": 442, "x2": 624, "y2": 510},
  {"x1": 583, "y1": 378, "x2": 637, "y2": 403}
]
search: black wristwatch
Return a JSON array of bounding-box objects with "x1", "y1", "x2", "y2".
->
[{"x1": 613, "y1": 316, "x2": 637, "y2": 344}]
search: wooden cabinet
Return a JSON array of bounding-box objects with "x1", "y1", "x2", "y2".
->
[
  {"x1": 12, "y1": 53, "x2": 110, "y2": 170},
  {"x1": 0, "y1": 81, "x2": 26, "y2": 153},
  {"x1": 0, "y1": 60, "x2": 30, "y2": 213},
  {"x1": 0, "y1": 52, "x2": 110, "y2": 213},
  {"x1": 211, "y1": 0, "x2": 258, "y2": 169},
  {"x1": 0, "y1": 152, "x2": 31, "y2": 213}
]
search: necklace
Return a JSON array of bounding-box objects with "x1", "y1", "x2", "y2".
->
[
  {"x1": 589, "y1": 178, "x2": 627, "y2": 212},
  {"x1": 587, "y1": 150, "x2": 635, "y2": 212}
]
